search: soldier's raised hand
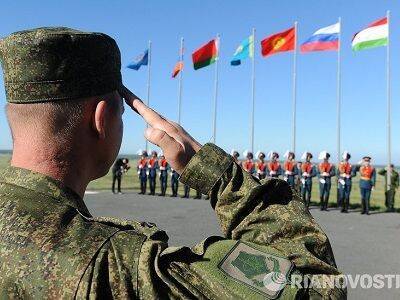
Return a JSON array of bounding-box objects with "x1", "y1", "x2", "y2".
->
[{"x1": 120, "y1": 85, "x2": 202, "y2": 174}]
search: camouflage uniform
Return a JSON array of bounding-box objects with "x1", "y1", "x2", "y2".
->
[
  {"x1": 0, "y1": 27, "x2": 345, "y2": 299},
  {"x1": 1, "y1": 145, "x2": 346, "y2": 299}
]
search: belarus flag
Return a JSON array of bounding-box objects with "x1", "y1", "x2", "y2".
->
[
  {"x1": 301, "y1": 22, "x2": 340, "y2": 53},
  {"x1": 192, "y1": 39, "x2": 218, "y2": 70}
]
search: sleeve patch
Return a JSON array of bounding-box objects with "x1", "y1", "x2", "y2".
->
[{"x1": 218, "y1": 241, "x2": 293, "y2": 299}]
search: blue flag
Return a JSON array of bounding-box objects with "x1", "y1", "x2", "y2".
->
[
  {"x1": 231, "y1": 35, "x2": 254, "y2": 66},
  {"x1": 127, "y1": 49, "x2": 148, "y2": 70}
]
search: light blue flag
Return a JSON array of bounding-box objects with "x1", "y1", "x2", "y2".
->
[
  {"x1": 231, "y1": 35, "x2": 254, "y2": 66},
  {"x1": 127, "y1": 49, "x2": 149, "y2": 70}
]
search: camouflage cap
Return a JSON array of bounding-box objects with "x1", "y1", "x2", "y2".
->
[{"x1": 0, "y1": 27, "x2": 122, "y2": 103}]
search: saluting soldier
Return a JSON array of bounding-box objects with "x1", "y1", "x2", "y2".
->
[
  {"x1": 337, "y1": 151, "x2": 354, "y2": 213},
  {"x1": 0, "y1": 27, "x2": 345, "y2": 298},
  {"x1": 317, "y1": 151, "x2": 336, "y2": 211},
  {"x1": 137, "y1": 150, "x2": 148, "y2": 194},
  {"x1": 354, "y1": 156, "x2": 376, "y2": 215},
  {"x1": 301, "y1": 152, "x2": 317, "y2": 208},
  {"x1": 147, "y1": 150, "x2": 159, "y2": 195},
  {"x1": 242, "y1": 150, "x2": 255, "y2": 175},
  {"x1": 283, "y1": 151, "x2": 298, "y2": 189},
  {"x1": 170, "y1": 168, "x2": 179, "y2": 197},
  {"x1": 158, "y1": 153, "x2": 169, "y2": 196},
  {"x1": 267, "y1": 151, "x2": 282, "y2": 178},
  {"x1": 378, "y1": 164, "x2": 399, "y2": 212},
  {"x1": 255, "y1": 151, "x2": 267, "y2": 180}
]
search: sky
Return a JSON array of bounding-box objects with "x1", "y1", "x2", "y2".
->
[{"x1": 0, "y1": 0, "x2": 398, "y2": 164}]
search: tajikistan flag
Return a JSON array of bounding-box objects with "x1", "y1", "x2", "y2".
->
[{"x1": 352, "y1": 17, "x2": 388, "y2": 51}]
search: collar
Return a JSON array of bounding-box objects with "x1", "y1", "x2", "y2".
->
[{"x1": 0, "y1": 166, "x2": 91, "y2": 216}]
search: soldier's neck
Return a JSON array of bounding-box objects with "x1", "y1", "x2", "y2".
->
[{"x1": 11, "y1": 143, "x2": 89, "y2": 199}]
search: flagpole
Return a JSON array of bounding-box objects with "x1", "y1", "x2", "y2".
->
[
  {"x1": 336, "y1": 17, "x2": 342, "y2": 204},
  {"x1": 178, "y1": 37, "x2": 184, "y2": 125},
  {"x1": 292, "y1": 22, "x2": 298, "y2": 153},
  {"x1": 212, "y1": 34, "x2": 220, "y2": 144},
  {"x1": 250, "y1": 28, "x2": 256, "y2": 154},
  {"x1": 386, "y1": 10, "x2": 392, "y2": 191},
  {"x1": 146, "y1": 40, "x2": 152, "y2": 153}
]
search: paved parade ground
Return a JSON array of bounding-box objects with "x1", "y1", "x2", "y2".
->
[{"x1": 85, "y1": 191, "x2": 400, "y2": 300}]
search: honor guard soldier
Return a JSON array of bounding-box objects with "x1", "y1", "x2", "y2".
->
[
  {"x1": 242, "y1": 150, "x2": 255, "y2": 174},
  {"x1": 147, "y1": 150, "x2": 159, "y2": 195},
  {"x1": 378, "y1": 164, "x2": 399, "y2": 212},
  {"x1": 337, "y1": 151, "x2": 354, "y2": 213},
  {"x1": 317, "y1": 151, "x2": 336, "y2": 211},
  {"x1": 255, "y1": 151, "x2": 267, "y2": 179},
  {"x1": 137, "y1": 150, "x2": 148, "y2": 194},
  {"x1": 355, "y1": 156, "x2": 376, "y2": 215},
  {"x1": 0, "y1": 27, "x2": 345, "y2": 299},
  {"x1": 267, "y1": 151, "x2": 282, "y2": 178},
  {"x1": 283, "y1": 151, "x2": 298, "y2": 188},
  {"x1": 301, "y1": 152, "x2": 316, "y2": 208},
  {"x1": 158, "y1": 153, "x2": 169, "y2": 196},
  {"x1": 295, "y1": 161, "x2": 303, "y2": 193},
  {"x1": 170, "y1": 168, "x2": 179, "y2": 197}
]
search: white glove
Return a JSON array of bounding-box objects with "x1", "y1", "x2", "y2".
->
[
  {"x1": 319, "y1": 178, "x2": 326, "y2": 184},
  {"x1": 302, "y1": 172, "x2": 309, "y2": 177},
  {"x1": 270, "y1": 171, "x2": 277, "y2": 175},
  {"x1": 285, "y1": 170, "x2": 293, "y2": 175}
]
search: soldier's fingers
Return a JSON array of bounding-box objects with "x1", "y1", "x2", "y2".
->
[
  {"x1": 144, "y1": 127, "x2": 179, "y2": 152},
  {"x1": 119, "y1": 85, "x2": 141, "y2": 114}
]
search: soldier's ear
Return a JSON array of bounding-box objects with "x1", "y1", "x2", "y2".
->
[{"x1": 93, "y1": 100, "x2": 107, "y2": 140}]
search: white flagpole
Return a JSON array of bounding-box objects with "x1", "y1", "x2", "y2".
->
[
  {"x1": 386, "y1": 10, "x2": 392, "y2": 191},
  {"x1": 212, "y1": 35, "x2": 220, "y2": 144},
  {"x1": 178, "y1": 37, "x2": 184, "y2": 125},
  {"x1": 145, "y1": 40, "x2": 152, "y2": 152},
  {"x1": 250, "y1": 28, "x2": 256, "y2": 154},
  {"x1": 292, "y1": 22, "x2": 298, "y2": 153},
  {"x1": 337, "y1": 18, "x2": 342, "y2": 170}
]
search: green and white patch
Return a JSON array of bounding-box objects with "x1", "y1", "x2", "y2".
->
[{"x1": 218, "y1": 242, "x2": 293, "y2": 299}]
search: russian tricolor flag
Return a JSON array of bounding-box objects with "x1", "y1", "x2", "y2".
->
[{"x1": 301, "y1": 22, "x2": 340, "y2": 53}]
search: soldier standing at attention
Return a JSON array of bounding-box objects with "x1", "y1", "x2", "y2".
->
[
  {"x1": 267, "y1": 151, "x2": 282, "y2": 178},
  {"x1": 378, "y1": 164, "x2": 399, "y2": 212},
  {"x1": 0, "y1": 27, "x2": 345, "y2": 298},
  {"x1": 137, "y1": 150, "x2": 148, "y2": 194},
  {"x1": 255, "y1": 151, "x2": 267, "y2": 179},
  {"x1": 111, "y1": 158, "x2": 130, "y2": 194},
  {"x1": 337, "y1": 151, "x2": 354, "y2": 213},
  {"x1": 317, "y1": 151, "x2": 336, "y2": 211},
  {"x1": 170, "y1": 168, "x2": 179, "y2": 197},
  {"x1": 158, "y1": 153, "x2": 169, "y2": 196},
  {"x1": 242, "y1": 151, "x2": 255, "y2": 175},
  {"x1": 301, "y1": 152, "x2": 316, "y2": 208},
  {"x1": 283, "y1": 151, "x2": 298, "y2": 189},
  {"x1": 147, "y1": 150, "x2": 159, "y2": 195},
  {"x1": 354, "y1": 156, "x2": 376, "y2": 215}
]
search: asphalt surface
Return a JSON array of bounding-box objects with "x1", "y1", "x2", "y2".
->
[{"x1": 85, "y1": 191, "x2": 400, "y2": 300}]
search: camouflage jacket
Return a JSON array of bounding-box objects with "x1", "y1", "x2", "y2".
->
[{"x1": 0, "y1": 144, "x2": 346, "y2": 299}]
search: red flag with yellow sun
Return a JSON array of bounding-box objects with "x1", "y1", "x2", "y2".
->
[{"x1": 261, "y1": 27, "x2": 295, "y2": 57}]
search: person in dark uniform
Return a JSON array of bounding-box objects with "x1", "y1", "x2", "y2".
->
[
  {"x1": 267, "y1": 151, "x2": 282, "y2": 178},
  {"x1": 378, "y1": 164, "x2": 399, "y2": 212},
  {"x1": 147, "y1": 150, "x2": 159, "y2": 195},
  {"x1": 170, "y1": 168, "x2": 179, "y2": 197},
  {"x1": 354, "y1": 156, "x2": 376, "y2": 215},
  {"x1": 111, "y1": 158, "x2": 130, "y2": 194},
  {"x1": 301, "y1": 152, "x2": 316, "y2": 208},
  {"x1": 283, "y1": 151, "x2": 298, "y2": 189},
  {"x1": 255, "y1": 151, "x2": 267, "y2": 180},
  {"x1": 317, "y1": 151, "x2": 336, "y2": 211},
  {"x1": 295, "y1": 161, "x2": 303, "y2": 193},
  {"x1": 337, "y1": 151, "x2": 354, "y2": 213},
  {"x1": 158, "y1": 153, "x2": 169, "y2": 196},
  {"x1": 137, "y1": 150, "x2": 148, "y2": 194}
]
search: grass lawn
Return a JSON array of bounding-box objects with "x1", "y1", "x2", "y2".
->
[{"x1": 1, "y1": 154, "x2": 398, "y2": 211}]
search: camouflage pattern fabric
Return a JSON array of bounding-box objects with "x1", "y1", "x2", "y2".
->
[
  {"x1": 0, "y1": 144, "x2": 346, "y2": 299},
  {"x1": 0, "y1": 27, "x2": 122, "y2": 103}
]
